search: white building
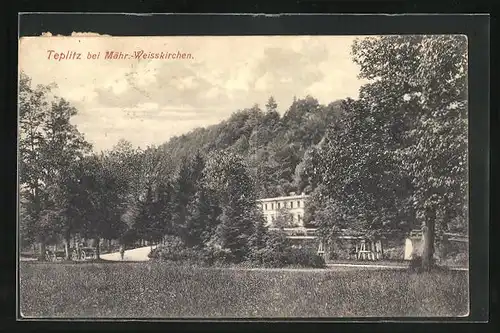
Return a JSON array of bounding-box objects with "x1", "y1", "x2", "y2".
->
[{"x1": 257, "y1": 192, "x2": 309, "y2": 227}]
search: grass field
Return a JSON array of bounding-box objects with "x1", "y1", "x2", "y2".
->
[{"x1": 19, "y1": 262, "x2": 468, "y2": 318}]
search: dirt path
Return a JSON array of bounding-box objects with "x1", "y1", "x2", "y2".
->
[{"x1": 100, "y1": 245, "x2": 157, "y2": 262}]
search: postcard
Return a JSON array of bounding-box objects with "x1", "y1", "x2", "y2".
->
[{"x1": 18, "y1": 24, "x2": 471, "y2": 319}]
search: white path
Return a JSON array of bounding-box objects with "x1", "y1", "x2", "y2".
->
[{"x1": 100, "y1": 245, "x2": 157, "y2": 262}]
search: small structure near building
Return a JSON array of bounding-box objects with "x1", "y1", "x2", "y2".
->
[
  {"x1": 314, "y1": 236, "x2": 384, "y2": 261},
  {"x1": 269, "y1": 223, "x2": 467, "y2": 263},
  {"x1": 278, "y1": 227, "x2": 385, "y2": 261},
  {"x1": 404, "y1": 229, "x2": 424, "y2": 260},
  {"x1": 329, "y1": 235, "x2": 383, "y2": 261},
  {"x1": 404, "y1": 229, "x2": 468, "y2": 261},
  {"x1": 354, "y1": 238, "x2": 384, "y2": 260}
]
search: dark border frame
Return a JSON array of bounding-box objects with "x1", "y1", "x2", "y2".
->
[{"x1": 6, "y1": 9, "x2": 491, "y2": 332}]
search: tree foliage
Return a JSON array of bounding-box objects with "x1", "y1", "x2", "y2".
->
[
  {"x1": 204, "y1": 151, "x2": 263, "y2": 261},
  {"x1": 303, "y1": 35, "x2": 468, "y2": 270},
  {"x1": 159, "y1": 95, "x2": 343, "y2": 198},
  {"x1": 19, "y1": 72, "x2": 92, "y2": 258}
]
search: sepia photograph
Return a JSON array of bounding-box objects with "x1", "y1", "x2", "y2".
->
[{"x1": 18, "y1": 31, "x2": 469, "y2": 319}]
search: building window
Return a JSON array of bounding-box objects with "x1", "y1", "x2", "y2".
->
[
  {"x1": 290, "y1": 201, "x2": 293, "y2": 208},
  {"x1": 265, "y1": 203, "x2": 268, "y2": 210},
  {"x1": 298, "y1": 214, "x2": 302, "y2": 222},
  {"x1": 277, "y1": 202, "x2": 281, "y2": 209},
  {"x1": 271, "y1": 203, "x2": 274, "y2": 210},
  {"x1": 297, "y1": 201, "x2": 300, "y2": 208}
]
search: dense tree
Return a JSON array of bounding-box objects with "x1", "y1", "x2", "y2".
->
[
  {"x1": 49, "y1": 162, "x2": 89, "y2": 259},
  {"x1": 300, "y1": 36, "x2": 467, "y2": 271},
  {"x1": 70, "y1": 154, "x2": 129, "y2": 259},
  {"x1": 159, "y1": 96, "x2": 342, "y2": 198},
  {"x1": 173, "y1": 153, "x2": 221, "y2": 248},
  {"x1": 181, "y1": 187, "x2": 217, "y2": 248},
  {"x1": 265, "y1": 96, "x2": 278, "y2": 113},
  {"x1": 204, "y1": 151, "x2": 263, "y2": 261},
  {"x1": 351, "y1": 35, "x2": 467, "y2": 270},
  {"x1": 154, "y1": 181, "x2": 175, "y2": 239},
  {"x1": 274, "y1": 207, "x2": 296, "y2": 229},
  {"x1": 106, "y1": 142, "x2": 175, "y2": 247},
  {"x1": 315, "y1": 98, "x2": 411, "y2": 234},
  {"x1": 170, "y1": 152, "x2": 206, "y2": 240},
  {"x1": 19, "y1": 72, "x2": 91, "y2": 259},
  {"x1": 132, "y1": 186, "x2": 154, "y2": 245},
  {"x1": 19, "y1": 73, "x2": 55, "y2": 258}
]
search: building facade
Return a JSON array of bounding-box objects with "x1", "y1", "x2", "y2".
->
[{"x1": 257, "y1": 193, "x2": 309, "y2": 227}]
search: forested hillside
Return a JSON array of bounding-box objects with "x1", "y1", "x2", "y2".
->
[{"x1": 159, "y1": 96, "x2": 344, "y2": 199}]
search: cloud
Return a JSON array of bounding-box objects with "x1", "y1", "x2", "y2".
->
[
  {"x1": 90, "y1": 37, "x2": 346, "y2": 113},
  {"x1": 19, "y1": 36, "x2": 365, "y2": 151},
  {"x1": 93, "y1": 61, "x2": 218, "y2": 109}
]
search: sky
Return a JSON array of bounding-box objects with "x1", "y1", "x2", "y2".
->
[{"x1": 19, "y1": 34, "x2": 366, "y2": 151}]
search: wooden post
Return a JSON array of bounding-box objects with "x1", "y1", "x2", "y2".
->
[
  {"x1": 325, "y1": 242, "x2": 330, "y2": 261},
  {"x1": 380, "y1": 240, "x2": 384, "y2": 259},
  {"x1": 422, "y1": 208, "x2": 436, "y2": 271}
]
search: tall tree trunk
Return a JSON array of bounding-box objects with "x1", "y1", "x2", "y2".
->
[
  {"x1": 440, "y1": 233, "x2": 450, "y2": 262},
  {"x1": 34, "y1": 193, "x2": 46, "y2": 261},
  {"x1": 94, "y1": 236, "x2": 100, "y2": 260},
  {"x1": 64, "y1": 232, "x2": 71, "y2": 260},
  {"x1": 38, "y1": 241, "x2": 46, "y2": 261},
  {"x1": 422, "y1": 208, "x2": 436, "y2": 271}
]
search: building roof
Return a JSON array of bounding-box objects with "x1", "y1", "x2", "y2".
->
[{"x1": 257, "y1": 193, "x2": 309, "y2": 202}]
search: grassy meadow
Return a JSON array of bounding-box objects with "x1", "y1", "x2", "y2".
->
[{"x1": 19, "y1": 262, "x2": 468, "y2": 318}]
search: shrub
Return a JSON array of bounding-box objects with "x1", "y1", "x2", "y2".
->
[
  {"x1": 200, "y1": 243, "x2": 237, "y2": 266},
  {"x1": 149, "y1": 236, "x2": 240, "y2": 266},
  {"x1": 150, "y1": 231, "x2": 325, "y2": 269},
  {"x1": 148, "y1": 236, "x2": 200, "y2": 262},
  {"x1": 282, "y1": 247, "x2": 326, "y2": 268},
  {"x1": 384, "y1": 246, "x2": 405, "y2": 260},
  {"x1": 435, "y1": 239, "x2": 468, "y2": 267},
  {"x1": 148, "y1": 248, "x2": 159, "y2": 259},
  {"x1": 408, "y1": 254, "x2": 423, "y2": 272},
  {"x1": 439, "y1": 252, "x2": 468, "y2": 267},
  {"x1": 250, "y1": 247, "x2": 287, "y2": 268},
  {"x1": 264, "y1": 229, "x2": 290, "y2": 252},
  {"x1": 148, "y1": 235, "x2": 183, "y2": 259},
  {"x1": 248, "y1": 230, "x2": 326, "y2": 268},
  {"x1": 408, "y1": 254, "x2": 443, "y2": 272},
  {"x1": 152, "y1": 246, "x2": 202, "y2": 263}
]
